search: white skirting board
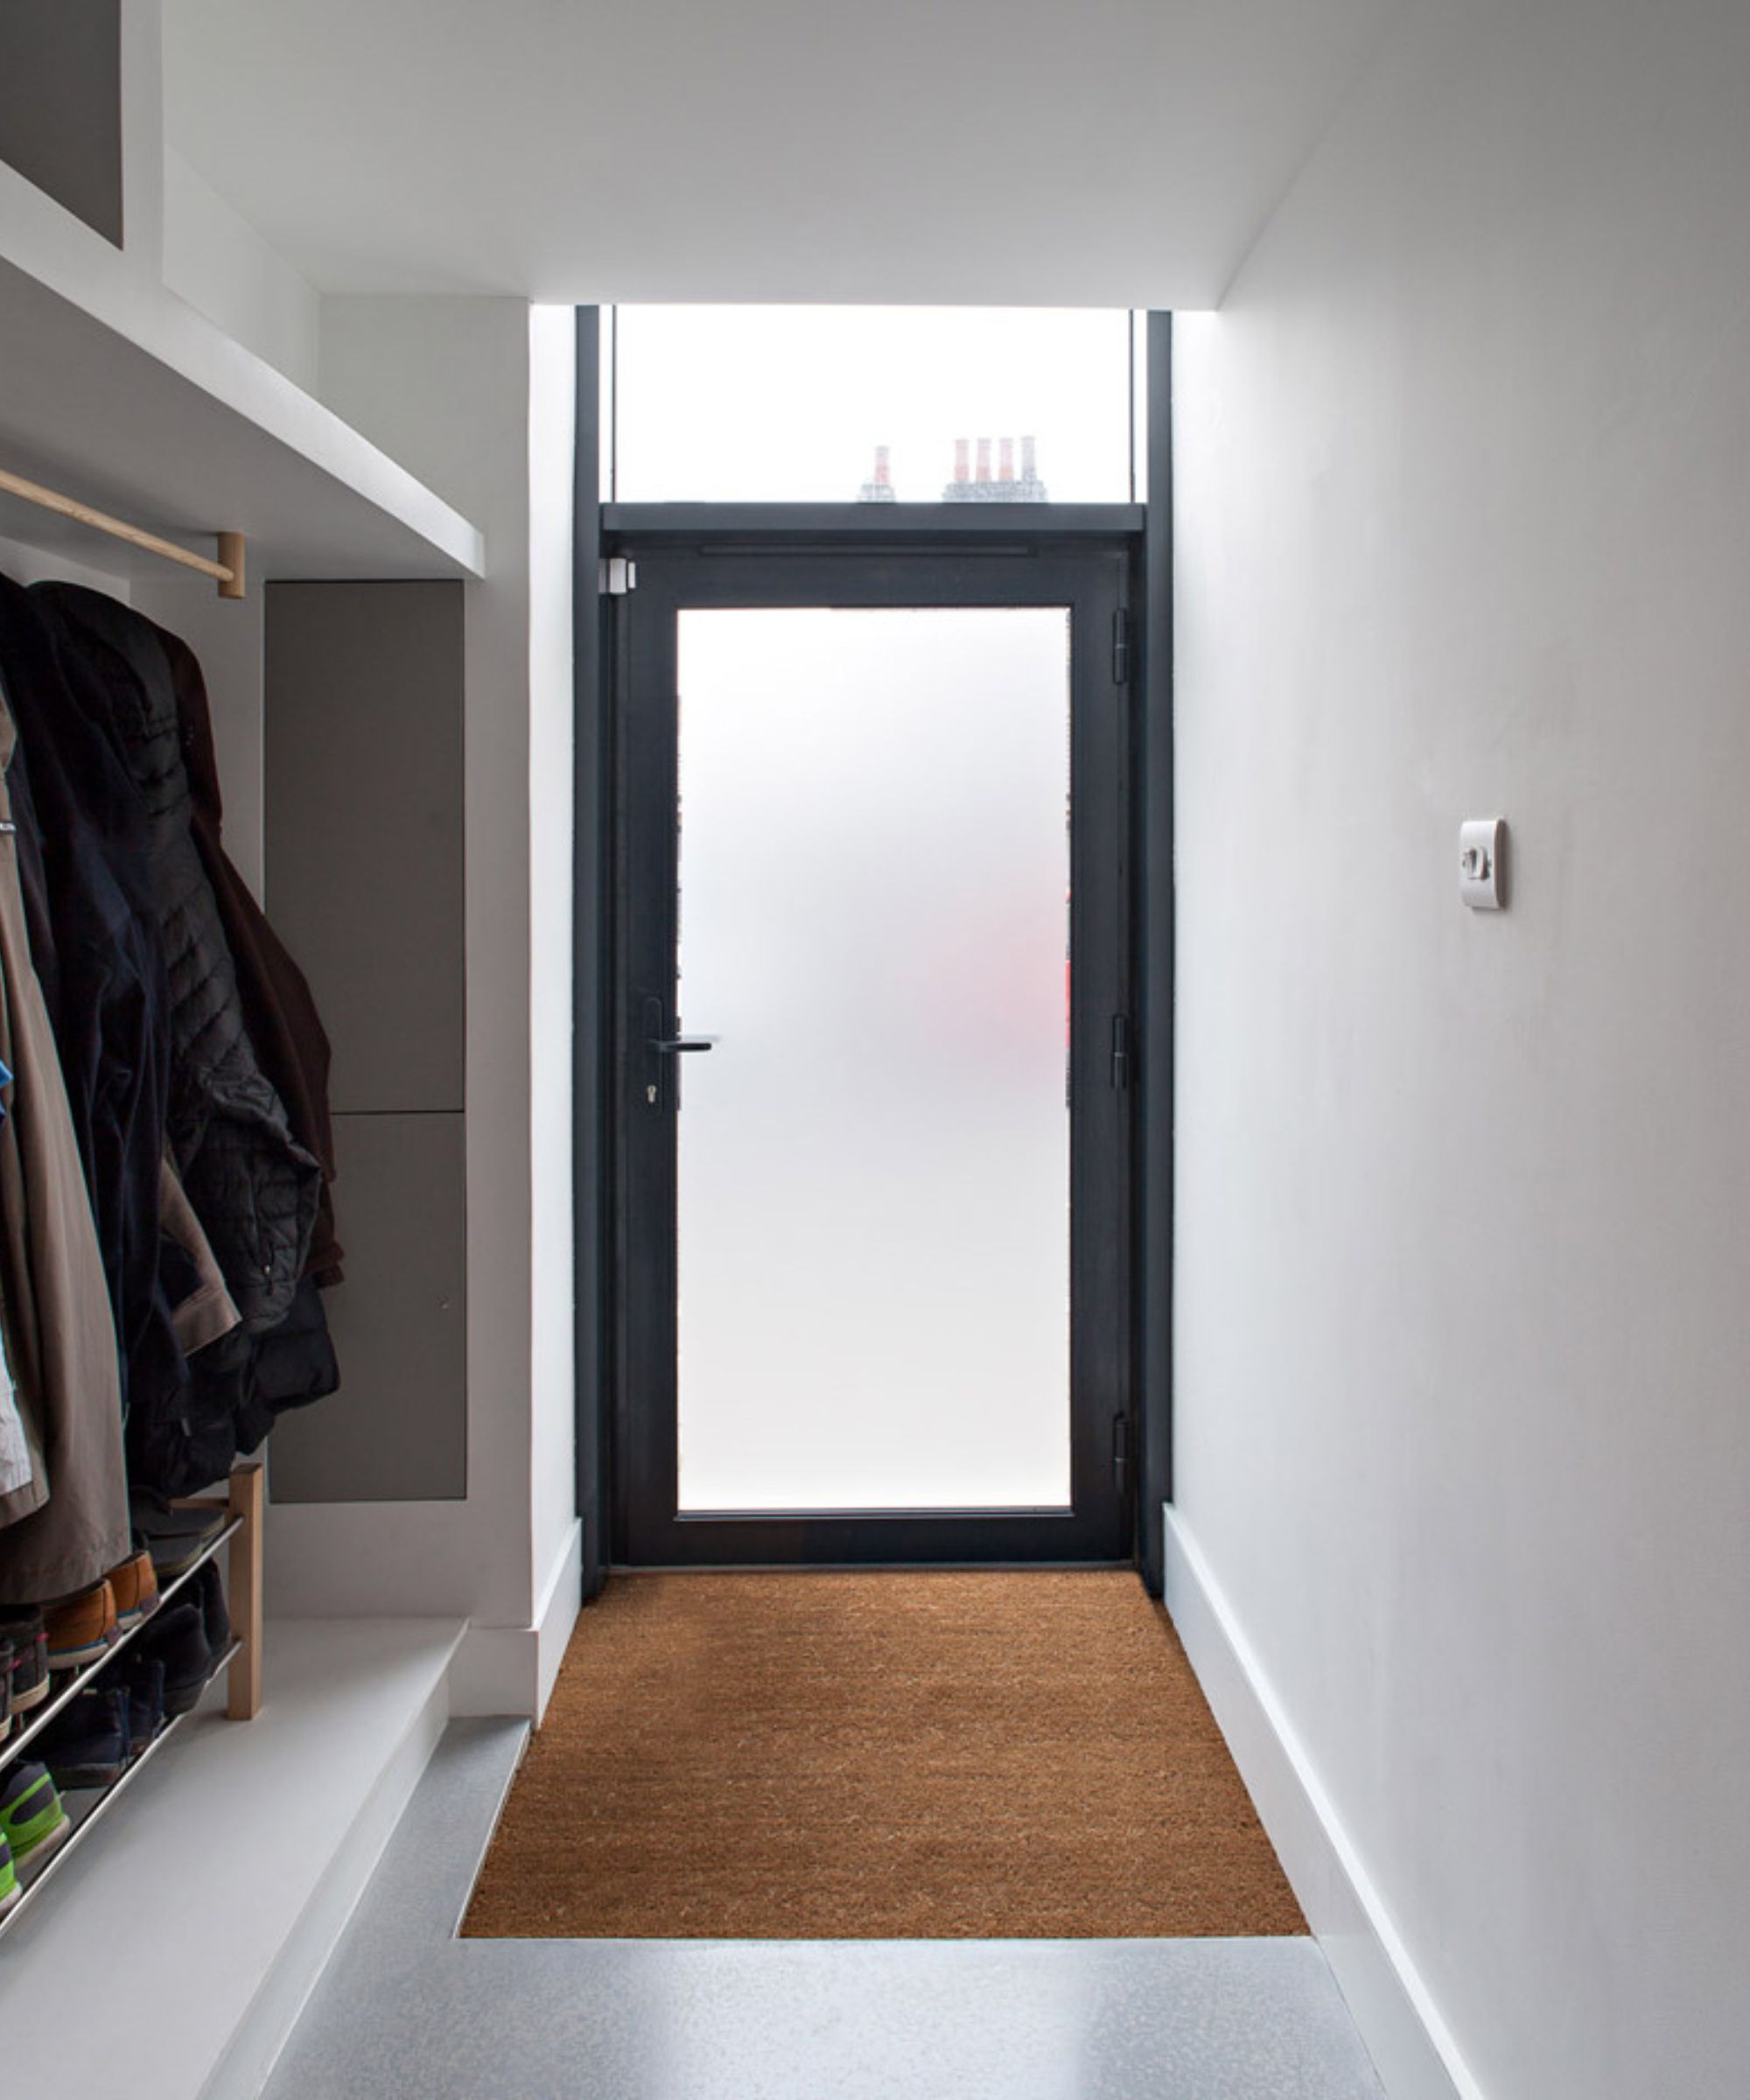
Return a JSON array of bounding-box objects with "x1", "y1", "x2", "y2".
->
[
  {"x1": 1162, "y1": 1507, "x2": 1484, "y2": 2100},
  {"x1": 449, "y1": 1517, "x2": 583, "y2": 1723}
]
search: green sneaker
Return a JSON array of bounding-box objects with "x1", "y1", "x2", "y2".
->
[
  {"x1": 0, "y1": 1760, "x2": 69, "y2": 1867},
  {"x1": 0, "y1": 1834, "x2": 18, "y2": 1915}
]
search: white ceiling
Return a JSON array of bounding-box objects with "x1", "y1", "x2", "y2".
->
[{"x1": 162, "y1": 0, "x2": 1397, "y2": 309}]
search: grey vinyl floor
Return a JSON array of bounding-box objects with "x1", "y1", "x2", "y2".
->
[{"x1": 263, "y1": 1719, "x2": 1385, "y2": 2100}]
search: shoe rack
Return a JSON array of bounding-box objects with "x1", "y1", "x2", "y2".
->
[{"x1": 0, "y1": 1462, "x2": 264, "y2": 1944}]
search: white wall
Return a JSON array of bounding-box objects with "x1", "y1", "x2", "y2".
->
[
  {"x1": 526, "y1": 304, "x2": 578, "y2": 1623},
  {"x1": 265, "y1": 295, "x2": 580, "y2": 1712},
  {"x1": 0, "y1": 534, "x2": 132, "y2": 596},
  {"x1": 162, "y1": 147, "x2": 320, "y2": 392},
  {"x1": 1172, "y1": 2, "x2": 1750, "y2": 2095}
]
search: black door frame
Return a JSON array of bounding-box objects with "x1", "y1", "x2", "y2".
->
[
  {"x1": 613, "y1": 545, "x2": 1134, "y2": 1566},
  {"x1": 573, "y1": 312, "x2": 1176, "y2": 1590}
]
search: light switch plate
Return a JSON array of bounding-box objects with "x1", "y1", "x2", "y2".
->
[{"x1": 1459, "y1": 817, "x2": 1505, "y2": 909}]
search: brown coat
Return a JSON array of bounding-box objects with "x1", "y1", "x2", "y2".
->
[{"x1": 0, "y1": 687, "x2": 130, "y2": 1601}]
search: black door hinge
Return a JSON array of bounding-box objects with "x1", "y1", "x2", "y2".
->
[
  {"x1": 1113, "y1": 1411, "x2": 1130, "y2": 1491},
  {"x1": 1111, "y1": 608, "x2": 1130, "y2": 685},
  {"x1": 1110, "y1": 1012, "x2": 1131, "y2": 1090}
]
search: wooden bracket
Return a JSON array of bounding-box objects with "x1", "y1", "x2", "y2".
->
[
  {"x1": 227, "y1": 1460, "x2": 264, "y2": 1718},
  {"x1": 216, "y1": 530, "x2": 246, "y2": 600}
]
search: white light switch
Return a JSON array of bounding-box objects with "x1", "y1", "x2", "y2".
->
[{"x1": 1459, "y1": 817, "x2": 1505, "y2": 910}]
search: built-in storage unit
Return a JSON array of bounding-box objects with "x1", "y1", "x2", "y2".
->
[
  {"x1": 0, "y1": 0, "x2": 486, "y2": 1942},
  {"x1": 265, "y1": 581, "x2": 469, "y2": 1502},
  {"x1": 0, "y1": 1466, "x2": 264, "y2": 1942},
  {"x1": 0, "y1": 245, "x2": 484, "y2": 587},
  {"x1": 0, "y1": 4, "x2": 122, "y2": 248}
]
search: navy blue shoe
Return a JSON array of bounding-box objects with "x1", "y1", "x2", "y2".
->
[
  {"x1": 0, "y1": 1610, "x2": 49, "y2": 1717},
  {"x1": 38, "y1": 1687, "x2": 130, "y2": 1788},
  {"x1": 131, "y1": 1601, "x2": 210, "y2": 1717},
  {"x1": 130, "y1": 1496, "x2": 227, "y2": 1580},
  {"x1": 110, "y1": 1655, "x2": 167, "y2": 1756},
  {"x1": 192, "y1": 1562, "x2": 232, "y2": 1662}
]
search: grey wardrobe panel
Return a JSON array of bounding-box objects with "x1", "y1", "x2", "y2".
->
[
  {"x1": 0, "y1": 4, "x2": 122, "y2": 247},
  {"x1": 270, "y1": 1111, "x2": 466, "y2": 1503},
  {"x1": 264, "y1": 581, "x2": 465, "y2": 1116}
]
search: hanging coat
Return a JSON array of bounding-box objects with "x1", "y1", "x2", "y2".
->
[
  {"x1": 152, "y1": 618, "x2": 343, "y2": 1284},
  {"x1": 0, "y1": 1059, "x2": 44, "y2": 1520},
  {"x1": 0, "y1": 682, "x2": 130, "y2": 1604},
  {"x1": 0, "y1": 575, "x2": 180, "y2": 1432},
  {"x1": 31, "y1": 586, "x2": 322, "y2": 1334},
  {"x1": 0, "y1": 1330, "x2": 34, "y2": 1511},
  {"x1": 32, "y1": 588, "x2": 333, "y2": 1496},
  {"x1": 158, "y1": 1153, "x2": 241, "y2": 1360}
]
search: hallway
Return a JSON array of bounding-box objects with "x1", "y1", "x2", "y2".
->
[
  {"x1": 265, "y1": 1722, "x2": 1383, "y2": 2100},
  {"x1": 4, "y1": 3, "x2": 1748, "y2": 2091}
]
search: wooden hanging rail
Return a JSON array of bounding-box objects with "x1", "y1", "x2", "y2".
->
[{"x1": 0, "y1": 465, "x2": 245, "y2": 598}]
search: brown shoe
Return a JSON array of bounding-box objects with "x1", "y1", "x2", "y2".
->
[
  {"x1": 43, "y1": 1580, "x2": 117, "y2": 1671},
  {"x1": 106, "y1": 1548, "x2": 160, "y2": 1631}
]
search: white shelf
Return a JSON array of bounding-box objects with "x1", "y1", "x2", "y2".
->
[
  {"x1": 0, "y1": 166, "x2": 486, "y2": 588},
  {"x1": 4, "y1": 1617, "x2": 465, "y2": 2100}
]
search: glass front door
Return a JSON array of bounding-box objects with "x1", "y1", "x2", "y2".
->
[{"x1": 616, "y1": 550, "x2": 1132, "y2": 1563}]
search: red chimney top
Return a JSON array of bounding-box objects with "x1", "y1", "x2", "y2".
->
[{"x1": 976, "y1": 438, "x2": 991, "y2": 484}]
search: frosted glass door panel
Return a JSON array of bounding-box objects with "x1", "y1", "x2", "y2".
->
[{"x1": 676, "y1": 607, "x2": 1070, "y2": 1512}]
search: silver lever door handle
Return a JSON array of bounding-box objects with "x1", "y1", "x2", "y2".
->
[{"x1": 640, "y1": 996, "x2": 715, "y2": 1110}]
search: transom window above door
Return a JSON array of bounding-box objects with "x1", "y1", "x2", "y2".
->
[{"x1": 604, "y1": 305, "x2": 1144, "y2": 506}]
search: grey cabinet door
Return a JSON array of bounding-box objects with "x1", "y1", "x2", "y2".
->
[
  {"x1": 0, "y1": 4, "x2": 122, "y2": 245},
  {"x1": 265, "y1": 580, "x2": 465, "y2": 1116},
  {"x1": 269, "y1": 1111, "x2": 466, "y2": 1502},
  {"x1": 264, "y1": 580, "x2": 468, "y2": 1502}
]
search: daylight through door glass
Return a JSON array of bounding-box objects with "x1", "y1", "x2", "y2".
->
[{"x1": 675, "y1": 605, "x2": 1073, "y2": 1512}]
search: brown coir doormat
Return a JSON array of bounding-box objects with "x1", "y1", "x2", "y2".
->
[{"x1": 462, "y1": 1572, "x2": 1304, "y2": 1940}]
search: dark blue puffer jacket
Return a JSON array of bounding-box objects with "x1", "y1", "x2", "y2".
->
[
  {"x1": 32, "y1": 586, "x2": 320, "y2": 1335},
  {"x1": 0, "y1": 574, "x2": 178, "y2": 1428}
]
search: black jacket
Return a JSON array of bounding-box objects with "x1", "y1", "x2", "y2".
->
[
  {"x1": 34, "y1": 586, "x2": 322, "y2": 1336},
  {"x1": 0, "y1": 576, "x2": 180, "y2": 1429}
]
